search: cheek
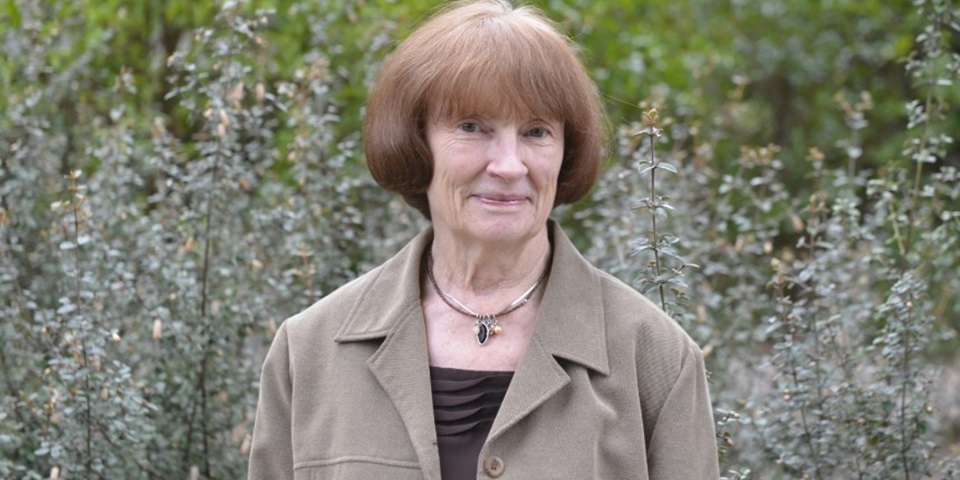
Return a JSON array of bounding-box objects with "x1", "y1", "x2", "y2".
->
[{"x1": 545, "y1": 152, "x2": 564, "y2": 185}]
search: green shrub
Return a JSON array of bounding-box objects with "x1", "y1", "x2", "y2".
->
[{"x1": 1, "y1": 0, "x2": 957, "y2": 478}]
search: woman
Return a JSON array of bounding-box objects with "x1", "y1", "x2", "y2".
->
[{"x1": 248, "y1": 1, "x2": 719, "y2": 479}]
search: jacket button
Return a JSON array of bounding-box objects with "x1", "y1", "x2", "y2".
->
[{"x1": 483, "y1": 456, "x2": 505, "y2": 478}]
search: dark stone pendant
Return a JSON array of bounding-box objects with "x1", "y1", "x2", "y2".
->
[
  {"x1": 474, "y1": 316, "x2": 498, "y2": 346},
  {"x1": 475, "y1": 320, "x2": 489, "y2": 345}
]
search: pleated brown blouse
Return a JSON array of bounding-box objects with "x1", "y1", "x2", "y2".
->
[{"x1": 429, "y1": 366, "x2": 514, "y2": 480}]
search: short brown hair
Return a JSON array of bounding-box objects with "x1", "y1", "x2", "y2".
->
[{"x1": 363, "y1": 0, "x2": 604, "y2": 218}]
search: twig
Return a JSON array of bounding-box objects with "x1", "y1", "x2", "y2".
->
[
  {"x1": 773, "y1": 264, "x2": 824, "y2": 480},
  {"x1": 899, "y1": 303, "x2": 913, "y2": 480},
  {"x1": 69, "y1": 171, "x2": 95, "y2": 478}
]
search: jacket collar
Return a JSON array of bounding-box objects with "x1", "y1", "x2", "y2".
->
[{"x1": 332, "y1": 220, "x2": 610, "y2": 376}]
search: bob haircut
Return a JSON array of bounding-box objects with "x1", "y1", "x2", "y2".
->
[{"x1": 363, "y1": 0, "x2": 604, "y2": 219}]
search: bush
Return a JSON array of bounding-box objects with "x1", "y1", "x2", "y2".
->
[{"x1": 1, "y1": 0, "x2": 957, "y2": 478}]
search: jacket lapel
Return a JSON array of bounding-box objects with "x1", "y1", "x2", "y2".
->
[
  {"x1": 366, "y1": 306, "x2": 442, "y2": 480},
  {"x1": 333, "y1": 229, "x2": 443, "y2": 480},
  {"x1": 488, "y1": 222, "x2": 610, "y2": 441}
]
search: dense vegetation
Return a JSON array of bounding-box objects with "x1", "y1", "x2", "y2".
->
[{"x1": 1, "y1": 0, "x2": 958, "y2": 478}]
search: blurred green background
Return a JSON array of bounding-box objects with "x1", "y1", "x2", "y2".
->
[{"x1": 2, "y1": 0, "x2": 958, "y2": 478}]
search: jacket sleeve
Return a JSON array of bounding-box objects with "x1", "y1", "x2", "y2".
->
[
  {"x1": 646, "y1": 344, "x2": 720, "y2": 479},
  {"x1": 248, "y1": 322, "x2": 294, "y2": 479}
]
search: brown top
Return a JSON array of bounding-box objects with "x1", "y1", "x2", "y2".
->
[
  {"x1": 248, "y1": 223, "x2": 720, "y2": 480},
  {"x1": 430, "y1": 366, "x2": 514, "y2": 480}
]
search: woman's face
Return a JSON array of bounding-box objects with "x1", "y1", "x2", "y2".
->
[{"x1": 425, "y1": 113, "x2": 564, "y2": 246}]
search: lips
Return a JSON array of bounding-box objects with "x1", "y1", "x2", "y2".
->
[{"x1": 475, "y1": 193, "x2": 528, "y2": 205}]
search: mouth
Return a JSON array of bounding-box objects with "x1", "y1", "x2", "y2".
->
[{"x1": 474, "y1": 194, "x2": 528, "y2": 207}]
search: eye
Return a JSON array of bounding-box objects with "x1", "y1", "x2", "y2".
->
[
  {"x1": 527, "y1": 126, "x2": 550, "y2": 138},
  {"x1": 458, "y1": 121, "x2": 480, "y2": 133}
]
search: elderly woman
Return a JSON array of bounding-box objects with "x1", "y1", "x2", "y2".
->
[{"x1": 248, "y1": 1, "x2": 719, "y2": 479}]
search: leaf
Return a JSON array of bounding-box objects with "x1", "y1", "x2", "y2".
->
[
  {"x1": 5, "y1": 0, "x2": 21, "y2": 28},
  {"x1": 634, "y1": 126, "x2": 662, "y2": 138},
  {"x1": 658, "y1": 162, "x2": 678, "y2": 173},
  {"x1": 846, "y1": 146, "x2": 863, "y2": 160}
]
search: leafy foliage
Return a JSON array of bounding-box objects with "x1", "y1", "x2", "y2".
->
[{"x1": 1, "y1": 0, "x2": 958, "y2": 478}]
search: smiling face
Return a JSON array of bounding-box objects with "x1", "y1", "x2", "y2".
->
[{"x1": 425, "y1": 113, "x2": 564, "y2": 246}]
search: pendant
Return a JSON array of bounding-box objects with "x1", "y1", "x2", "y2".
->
[{"x1": 473, "y1": 315, "x2": 498, "y2": 346}]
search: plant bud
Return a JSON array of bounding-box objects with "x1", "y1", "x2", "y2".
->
[
  {"x1": 152, "y1": 319, "x2": 163, "y2": 341},
  {"x1": 189, "y1": 465, "x2": 199, "y2": 480},
  {"x1": 807, "y1": 147, "x2": 825, "y2": 164},
  {"x1": 49, "y1": 466, "x2": 59, "y2": 480},
  {"x1": 697, "y1": 304, "x2": 708, "y2": 323},
  {"x1": 790, "y1": 212, "x2": 805, "y2": 232},
  {"x1": 240, "y1": 434, "x2": 252, "y2": 455},
  {"x1": 230, "y1": 82, "x2": 244, "y2": 105}
]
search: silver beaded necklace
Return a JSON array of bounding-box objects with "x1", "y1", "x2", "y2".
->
[{"x1": 426, "y1": 251, "x2": 548, "y2": 346}]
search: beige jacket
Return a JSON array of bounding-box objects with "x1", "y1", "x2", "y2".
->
[{"x1": 248, "y1": 222, "x2": 719, "y2": 479}]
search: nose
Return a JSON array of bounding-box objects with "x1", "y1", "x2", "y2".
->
[{"x1": 486, "y1": 131, "x2": 527, "y2": 180}]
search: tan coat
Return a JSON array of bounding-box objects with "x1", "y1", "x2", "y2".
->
[{"x1": 248, "y1": 222, "x2": 720, "y2": 479}]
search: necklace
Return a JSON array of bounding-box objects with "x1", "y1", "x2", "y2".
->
[{"x1": 426, "y1": 251, "x2": 549, "y2": 346}]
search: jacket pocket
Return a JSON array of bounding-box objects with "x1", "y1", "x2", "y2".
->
[{"x1": 294, "y1": 456, "x2": 424, "y2": 480}]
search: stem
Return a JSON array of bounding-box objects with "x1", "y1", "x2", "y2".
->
[
  {"x1": 183, "y1": 128, "x2": 223, "y2": 478},
  {"x1": 904, "y1": 73, "x2": 935, "y2": 257},
  {"x1": 647, "y1": 121, "x2": 666, "y2": 312},
  {"x1": 805, "y1": 187, "x2": 826, "y2": 428},
  {"x1": 848, "y1": 127, "x2": 858, "y2": 178},
  {"x1": 199, "y1": 134, "x2": 223, "y2": 479},
  {"x1": 825, "y1": 315, "x2": 866, "y2": 476},
  {"x1": 70, "y1": 174, "x2": 95, "y2": 478},
  {"x1": 181, "y1": 380, "x2": 200, "y2": 469},
  {"x1": 891, "y1": 207, "x2": 908, "y2": 257},
  {"x1": 899, "y1": 305, "x2": 913, "y2": 480},
  {"x1": 0, "y1": 345, "x2": 22, "y2": 420},
  {"x1": 776, "y1": 273, "x2": 823, "y2": 480}
]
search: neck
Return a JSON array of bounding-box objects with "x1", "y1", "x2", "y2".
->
[{"x1": 428, "y1": 226, "x2": 552, "y2": 299}]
